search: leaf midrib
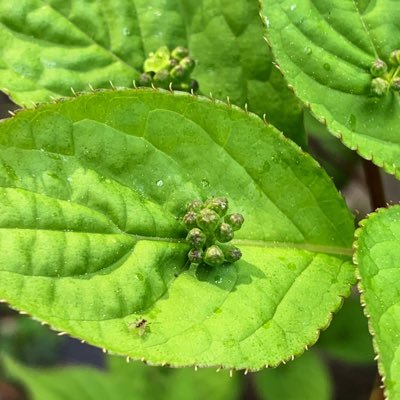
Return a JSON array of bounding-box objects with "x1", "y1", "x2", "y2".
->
[{"x1": 0, "y1": 226, "x2": 352, "y2": 256}]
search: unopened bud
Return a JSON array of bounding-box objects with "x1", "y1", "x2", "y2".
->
[
  {"x1": 170, "y1": 65, "x2": 186, "y2": 80},
  {"x1": 370, "y1": 59, "x2": 387, "y2": 77},
  {"x1": 221, "y1": 245, "x2": 242, "y2": 263},
  {"x1": 205, "y1": 197, "x2": 229, "y2": 216},
  {"x1": 215, "y1": 222, "x2": 234, "y2": 243},
  {"x1": 197, "y1": 209, "x2": 220, "y2": 232},
  {"x1": 186, "y1": 228, "x2": 206, "y2": 248},
  {"x1": 183, "y1": 211, "x2": 197, "y2": 229},
  {"x1": 153, "y1": 69, "x2": 170, "y2": 86},
  {"x1": 138, "y1": 73, "x2": 152, "y2": 87},
  {"x1": 188, "y1": 248, "x2": 203, "y2": 263},
  {"x1": 180, "y1": 57, "x2": 196, "y2": 74},
  {"x1": 371, "y1": 77, "x2": 389, "y2": 96},
  {"x1": 204, "y1": 245, "x2": 225, "y2": 267},
  {"x1": 171, "y1": 46, "x2": 189, "y2": 61},
  {"x1": 389, "y1": 50, "x2": 400, "y2": 66},
  {"x1": 224, "y1": 213, "x2": 244, "y2": 231},
  {"x1": 392, "y1": 78, "x2": 400, "y2": 91}
]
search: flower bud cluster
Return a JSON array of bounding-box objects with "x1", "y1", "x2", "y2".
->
[
  {"x1": 138, "y1": 46, "x2": 199, "y2": 92},
  {"x1": 183, "y1": 197, "x2": 244, "y2": 267},
  {"x1": 370, "y1": 50, "x2": 400, "y2": 96}
]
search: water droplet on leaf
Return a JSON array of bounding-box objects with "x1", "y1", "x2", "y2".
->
[
  {"x1": 156, "y1": 179, "x2": 164, "y2": 187},
  {"x1": 304, "y1": 47, "x2": 312, "y2": 55},
  {"x1": 323, "y1": 63, "x2": 331, "y2": 71}
]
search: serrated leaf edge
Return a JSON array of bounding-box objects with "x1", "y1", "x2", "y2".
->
[{"x1": 353, "y1": 204, "x2": 400, "y2": 400}]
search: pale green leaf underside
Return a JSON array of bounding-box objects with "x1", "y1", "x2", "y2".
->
[
  {"x1": 0, "y1": 89, "x2": 354, "y2": 370},
  {"x1": 2, "y1": 354, "x2": 240, "y2": 400},
  {"x1": 255, "y1": 350, "x2": 332, "y2": 400},
  {"x1": 355, "y1": 205, "x2": 400, "y2": 399},
  {"x1": 0, "y1": 0, "x2": 304, "y2": 144},
  {"x1": 263, "y1": 0, "x2": 400, "y2": 176}
]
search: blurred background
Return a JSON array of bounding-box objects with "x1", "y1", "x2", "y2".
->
[{"x1": 0, "y1": 93, "x2": 398, "y2": 400}]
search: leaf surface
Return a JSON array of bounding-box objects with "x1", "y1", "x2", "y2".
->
[
  {"x1": 0, "y1": 0, "x2": 304, "y2": 144},
  {"x1": 0, "y1": 89, "x2": 354, "y2": 369},
  {"x1": 262, "y1": 0, "x2": 400, "y2": 176},
  {"x1": 355, "y1": 205, "x2": 400, "y2": 399}
]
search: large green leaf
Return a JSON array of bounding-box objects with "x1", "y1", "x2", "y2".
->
[
  {"x1": 0, "y1": 89, "x2": 354, "y2": 369},
  {"x1": 254, "y1": 350, "x2": 332, "y2": 400},
  {"x1": 0, "y1": 0, "x2": 304, "y2": 144},
  {"x1": 355, "y1": 205, "x2": 400, "y2": 399},
  {"x1": 262, "y1": 0, "x2": 400, "y2": 176},
  {"x1": 2, "y1": 354, "x2": 240, "y2": 400}
]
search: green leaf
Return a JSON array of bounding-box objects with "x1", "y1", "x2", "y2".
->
[
  {"x1": 0, "y1": 0, "x2": 304, "y2": 145},
  {"x1": 355, "y1": 205, "x2": 400, "y2": 398},
  {"x1": 254, "y1": 351, "x2": 332, "y2": 400},
  {"x1": 318, "y1": 296, "x2": 374, "y2": 364},
  {"x1": 262, "y1": 0, "x2": 400, "y2": 176},
  {"x1": 0, "y1": 89, "x2": 354, "y2": 370},
  {"x1": 2, "y1": 354, "x2": 240, "y2": 400},
  {"x1": 108, "y1": 356, "x2": 241, "y2": 400},
  {"x1": 305, "y1": 111, "x2": 359, "y2": 189}
]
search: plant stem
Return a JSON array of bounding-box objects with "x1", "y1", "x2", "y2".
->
[{"x1": 362, "y1": 160, "x2": 386, "y2": 210}]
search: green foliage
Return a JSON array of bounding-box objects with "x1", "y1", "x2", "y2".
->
[
  {"x1": 355, "y1": 206, "x2": 400, "y2": 399},
  {"x1": 2, "y1": 351, "x2": 332, "y2": 400},
  {"x1": 262, "y1": 0, "x2": 400, "y2": 176},
  {"x1": 0, "y1": 316, "x2": 63, "y2": 366},
  {"x1": 2, "y1": 354, "x2": 241, "y2": 400},
  {"x1": 0, "y1": 0, "x2": 304, "y2": 145},
  {"x1": 318, "y1": 296, "x2": 375, "y2": 364},
  {"x1": 254, "y1": 351, "x2": 332, "y2": 400},
  {"x1": 0, "y1": 89, "x2": 354, "y2": 369}
]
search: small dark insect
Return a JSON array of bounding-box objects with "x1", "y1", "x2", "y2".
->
[{"x1": 129, "y1": 318, "x2": 150, "y2": 336}]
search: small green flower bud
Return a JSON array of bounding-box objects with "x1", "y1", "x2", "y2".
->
[
  {"x1": 138, "y1": 73, "x2": 152, "y2": 87},
  {"x1": 170, "y1": 65, "x2": 187, "y2": 80},
  {"x1": 371, "y1": 77, "x2": 389, "y2": 96},
  {"x1": 370, "y1": 59, "x2": 387, "y2": 77},
  {"x1": 171, "y1": 46, "x2": 189, "y2": 61},
  {"x1": 215, "y1": 222, "x2": 234, "y2": 243},
  {"x1": 204, "y1": 245, "x2": 225, "y2": 267},
  {"x1": 221, "y1": 244, "x2": 242, "y2": 263},
  {"x1": 392, "y1": 78, "x2": 400, "y2": 91},
  {"x1": 169, "y1": 58, "x2": 178, "y2": 68},
  {"x1": 153, "y1": 69, "x2": 171, "y2": 87},
  {"x1": 197, "y1": 209, "x2": 220, "y2": 232},
  {"x1": 205, "y1": 197, "x2": 229, "y2": 216},
  {"x1": 389, "y1": 50, "x2": 400, "y2": 66},
  {"x1": 188, "y1": 248, "x2": 203, "y2": 263},
  {"x1": 224, "y1": 213, "x2": 244, "y2": 231},
  {"x1": 180, "y1": 57, "x2": 196, "y2": 74},
  {"x1": 183, "y1": 211, "x2": 197, "y2": 229},
  {"x1": 186, "y1": 199, "x2": 203, "y2": 212},
  {"x1": 186, "y1": 228, "x2": 206, "y2": 248}
]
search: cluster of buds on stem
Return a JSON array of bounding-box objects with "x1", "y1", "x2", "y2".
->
[
  {"x1": 138, "y1": 46, "x2": 199, "y2": 92},
  {"x1": 183, "y1": 197, "x2": 244, "y2": 267},
  {"x1": 370, "y1": 50, "x2": 400, "y2": 96}
]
